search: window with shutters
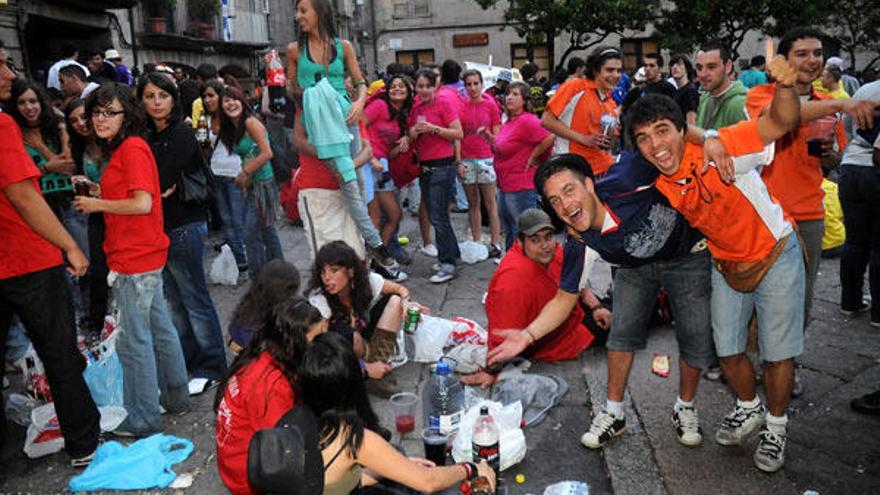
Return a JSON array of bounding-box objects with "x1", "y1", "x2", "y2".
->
[{"x1": 392, "y1": 0, "x2": 430, "y2": 18}]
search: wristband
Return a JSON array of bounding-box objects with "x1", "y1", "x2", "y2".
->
[
  {"x1": 459, "y1": 461, "x2": 478, "y2": 480},
  {"x1": 524, "y1": 328, "x2": 538, "y2": 344},
  {"x1": 701, "y1": 129, "x2": 719, "y2": 145}
]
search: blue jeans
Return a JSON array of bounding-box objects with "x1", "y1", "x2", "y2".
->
[
  {"x1": 163, "y1": 222, "x2": 227, "y2": 380},
  {"x1": 112, "y1": 269, "x2": 190, "y2": 434},
  {"x1": 62, "y1": 206, "x2": 90, "y2": 317},
  {"x1": 4, "y1": 316, "x2": 31, "y2": 362},
  {"x1": 214, "y1": 177, "x2": 248, "y2": 266},
  {"x1": 712, "y1": 234, "x2": 805, "y2": 362},
  {"x1": 245, "y1": 179, "x2": 284, "y2": 278},
  {"x1": 609, "y1": 249, "x2": 715, "y2": 369},
  {"x1": 420, "y1": 162, "x2": 460, "y2": 266},
  {"x1": 499, "y1": 189, "x2": 537, "y2": 249}
]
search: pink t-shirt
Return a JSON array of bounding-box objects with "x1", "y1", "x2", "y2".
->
[
  {"x1": 409, "y1": 96, "x2": 458, "y2": 162},
  {"x1": 364, "y1": 99, "x2": 403, "y2": 160},
  {"x1": 493, "y1": 112, "x2": 551, "y2": 192},
  {"x1": 459, "y1": 97, "x2": 501, "y2": 159}
]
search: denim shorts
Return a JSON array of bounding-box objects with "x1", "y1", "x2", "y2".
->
[
  {"x1": 374, "y1": 158, "x2": 396, "y2": 193},
  {"x1": 460, "y1": 158, "x2": 497, "y2": 185},
  {"x1": 711, "y1": 234, "x2": 805, "y2": 362},
  {"x1": 608, "y1": 249, "x2": 715, "y2": 369}
]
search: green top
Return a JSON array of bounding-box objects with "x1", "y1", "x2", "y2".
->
[
  {"x1": 233, "y1": 132, "x2": 274, "y2": 182},
  {"x1": 26, "y1": 144, "x2": 72, "y2": 195},
  {"x1": 297, "y1": 37, "x2": 346, "y2": 96},
  {"x1": 84, "y1": 152, "x2": 106, "y2": 182}
]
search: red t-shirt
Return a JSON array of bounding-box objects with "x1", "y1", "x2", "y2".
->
[
  {"x1": 486, "y1": 241, "x2": 594, "y2": 361},
  {"x1": 459, "y1": 97, "x2": 502, "y2": 159},
  {"x1": 492, "y1": 112, "x2": 551, "y2": 192},
  {"x1": 364, "y1": 98, "x2": 403, "y2": 160},
  {"x1": 0, "y1": 113, "x2": 63, "y2": 279},
  {"x1": 216, "y1": 351, "x2": 296, "y2": 495},
  {"x1": 100, "y1": 137, "x2": 169, "y2": 274},
  {"x1": 409, "y1": 96, "x2": 459, "y2": 162}
]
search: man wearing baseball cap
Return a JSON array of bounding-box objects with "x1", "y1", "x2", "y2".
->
[
  {"x1": 471, "y1": 208, "x2": 603, "y2": 386},
  {"x1": 104, "y1": 48, "x2": 133, "y2": 86}
]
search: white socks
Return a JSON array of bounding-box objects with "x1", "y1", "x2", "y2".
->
[
  {"x1": 737, "y1": 396, "x2": 762, "y2": 409},
  {"x1": 766, "y1": 413, "x2": 788, "y2": 434},
  {"x1": 674, "y1": 396, "x2": 694, "y2": 410},
  {"x1": 606, "y1": 399, "x2": 625, "y2": 418}
]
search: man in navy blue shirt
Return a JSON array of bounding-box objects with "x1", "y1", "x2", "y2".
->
[{"x1": 489, "y1": 152, "x2": 715, "y2": 450}]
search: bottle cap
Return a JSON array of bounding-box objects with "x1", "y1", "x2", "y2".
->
[
  {"x1": 480, "y1": 405, "x2": 489, "y2": 415},
  {"x1": 435, "y1": 359, "x2": 451, "y2": 376}
]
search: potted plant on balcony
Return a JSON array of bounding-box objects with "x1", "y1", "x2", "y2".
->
[
  {"x1": 189, "y1": 0, "x2": 220, "y2": 39},
  {"x1": 143, "y1": 0, "x2": 177, "y2": 33}
]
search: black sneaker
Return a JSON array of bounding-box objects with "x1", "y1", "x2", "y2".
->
[
  {"x1": 487, "y1": 244, "x2": 502, "y2": 259},
  {"x1": 851, "y1": 389, "x2": 880, "y2": 415},
  {"x1": 840, "y1": 302, "x2": 868, "y2": 316},
  {"x1": 370, "y1": 245, "x2": 400, "y2": 271},
  {"x1": 580, "y1": 410, "x2": 626, "y2": 448}
]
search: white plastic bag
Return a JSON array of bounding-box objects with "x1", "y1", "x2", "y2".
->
[
  {"x1": 459, "y1": 241, "x2": 489, "y2": 264},
  {"x1": 210, "y1": 245, "x2": 239, "y2": 286},
  {"x1": 23, "y1": 403, "x2": 64, "y2": 458},
  {"x1": 544, "y1": 481, "x2": 590, "y2": 495},
  {"x1": 451, "y1": 399, "x2": 526, "y2": 471},
  {"x1": 410, "y1": 314, "x2": 456, "y2": 363}
]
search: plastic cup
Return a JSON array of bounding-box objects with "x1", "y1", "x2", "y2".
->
[
  {"x1": 390, "y1": 392, "x2": 418, "y2": 434},
  {"x1": 421, "y1": 428, "x2": 449, "y2": 466},
  {"x1": 807, "y1": 116, "x2": 836, "y2": 158}
]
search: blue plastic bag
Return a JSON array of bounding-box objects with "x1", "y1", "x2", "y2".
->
[
  {"x1": 68, "y1": 434, "x2": 194, "y2": 492},
  {"x1": 82, "y1": 330, "x2": 124, "y2": 408}
]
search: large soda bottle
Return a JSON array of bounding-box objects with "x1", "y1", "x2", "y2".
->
[
  {"x1": 266, "y1": 49, "x2": 287, "y2": 113},
  {"x1": 422, "y1": 357, "x2": 464, "y2": 434},
  {"x1": 472, "y1": 405, "x2": 500, "y2": 472}
]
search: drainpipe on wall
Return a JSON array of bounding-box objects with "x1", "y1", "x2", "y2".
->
[{"x1": 369, "y1": 0, "x2": 377, "y2": 73}]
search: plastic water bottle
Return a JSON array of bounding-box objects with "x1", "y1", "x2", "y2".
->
[
  {"x1": 472, "y1": 405, "x2": 500, "y2": 472},
  {"x1": 423, "y1": 357, "x2": 464, "y2": 434}
]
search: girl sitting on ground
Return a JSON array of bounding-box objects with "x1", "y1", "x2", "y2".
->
[
  {"x1": 299, "y1": 332, "x2": 496, "y2": 494},
  {"x1": 227, "y1": 259, "x2": 302, "y2": 352},
  {"x1": 215, "y1": 296, "x2": 327, "y2": 495}
]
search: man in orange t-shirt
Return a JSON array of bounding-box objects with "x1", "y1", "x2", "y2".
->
[
  {"x1": 629, "y1": 54, "x2": 802, "y2": 474},
  {"x1": 542, "y1": 46, "x2": 622, "y2": 176}
]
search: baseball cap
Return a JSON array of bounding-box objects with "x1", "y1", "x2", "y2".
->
[
  {"x1": 826, "y1": 57, "x2": 844, "y2": 69},
  {"x1": 104, "y1": 49, "x2": 121, "y2": 60},
  {"x1": 248, "y1": 405, "x2": 324, "y2": 495},
  {"x1": 497, "y1": 70, "x2": 513, "y2": 83},
  {"x1": 517, "y1": 208, "x2": 554, "y2": 236}
]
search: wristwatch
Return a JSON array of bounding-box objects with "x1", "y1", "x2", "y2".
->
[{"x1": 702, "y1": 129, "x2": 720, "y2": 144}]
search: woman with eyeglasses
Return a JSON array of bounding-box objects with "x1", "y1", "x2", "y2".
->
[
  {"x1": 73, "y1": 83, "x2": 190, "y2": 437},
  {"x1": 219, "y1": 86, "x2": 282, "y2": 278},
  {"x1": 138, "y1": 73, "x2": 228, "y2": 397}
]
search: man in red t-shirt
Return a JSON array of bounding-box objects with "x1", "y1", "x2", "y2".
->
[
  {"x1": 0, "y1": 41, "x2": 100, "y2": 468},
  {"x1": 466, "y1": 209, "x2": 602, "y2": 387}
]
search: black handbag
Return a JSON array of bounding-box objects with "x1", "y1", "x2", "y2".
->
[{"x1": 178, "y1": 141, "x2": 216, "y2": 206}]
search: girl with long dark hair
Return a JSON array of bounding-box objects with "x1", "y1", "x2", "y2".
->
[
  {"x1": 219, "y1": 85, "x2": 283, "y2": 278},
  {"x1": 202, "y1": 80, "x2": 248, "y2": 270},
  {"x1": 138, "y1": 73, "x2": 228, "y2": 396},
  {"x1": 216, "y1": 296, "x2": 326, "y2": 495},
  {"x1": 307, "y1": 240, "x2": 427, "y2": 393},
  {"x1": 73, "y1": 83, "x2": 190, "y2": 436},
  {"x1": 227, "y1": 259, "x2": 301, "y2": 352},
  {"x1": 407, "y1": 68, "x2": 464, "y2": 283},
  {"x1": 299, "y1": 332, "x2": 495, "y2": 495},
  {"x1": 363, "y1": 74, "x2": 412, "y2": 258}
]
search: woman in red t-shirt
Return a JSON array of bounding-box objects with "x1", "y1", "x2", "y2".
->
[
  {"x1": 407, "y1": 68, "x2": 463, "y2": 284},
  {"x1": 363, "y1": 75, "x2": 413, "y2": 257},
  {"x1": 480, "y1": 82, "x2": 554, "y2": 249},
  {"x1": 215, "y1": 295, "x2": 327, "y2": 495},
  {"x1": 457, "y1": 70, "x2": 503, "y2": 258},
  {"x1": 73, "y1": 83, "x2": 190, "y2": 436}
]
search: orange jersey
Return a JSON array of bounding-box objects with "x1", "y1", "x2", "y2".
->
[
  {"x1": 655, "y1": 120, "x2": 794, "y2": 262},
  {"x1": 746, "y1": 83, "x2": 848, "y2": 221},
  {"x1": 545, "y1": 78, "x2": 617, "y2": 175}
]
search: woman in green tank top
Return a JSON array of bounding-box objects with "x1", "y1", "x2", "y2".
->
[
  {"x1": 219, "y1": 85, "x2": 283, "y2": 277},
  {"x1": 287, "y1": 0, "x2": 368, "y2": 123}
]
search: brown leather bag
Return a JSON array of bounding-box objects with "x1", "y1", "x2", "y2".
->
[{"x1": 713, "y1": 235, "x2": 789, "y2": 293}]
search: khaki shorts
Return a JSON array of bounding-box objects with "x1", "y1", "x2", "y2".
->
[
  {"x1": 460, "y1": 158, "x2": 497, "y2": 185},
  {"x1": 298, "y1": 188, "x2": 367, "y2": 261}
]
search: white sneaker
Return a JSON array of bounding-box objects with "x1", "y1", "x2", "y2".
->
[
  {"x1": 715, "y1": 402, "x2": 765, "y2": 446},
  {"x1": 430, "y1": 270, "x2": 455, "y2": 284},
  {"x1": 580, "y1": 410, "x2": 626, "y2": 449},
  {"x1": 671, "y1": 405, "x2": 703, "y2": 446},
  {"x1": 420, "y1": 244, "x2": 438, "y2": 257},
  {"x1": 753, "y1": 428, "x2": 786, "y2": 473},
  {"x1": 187, "y1": 377, "x2": 217, "y2": 396}
]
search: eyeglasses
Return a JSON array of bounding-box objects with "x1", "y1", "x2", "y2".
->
[{"x1": 91, "y1": 109, "x2": 124, "y2": 119}]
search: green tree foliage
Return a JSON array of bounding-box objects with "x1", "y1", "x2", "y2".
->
[
  {"x1": 655, "y1": 0, "x2": 768, "y2": 60},
  {"x1": 473, "y1": 0, "x2": 659, "y2": 70}
]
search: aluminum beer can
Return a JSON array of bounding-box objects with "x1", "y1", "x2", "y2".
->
[{"x1": 404, "y1": 305, "x2": 420, "y2": 334}]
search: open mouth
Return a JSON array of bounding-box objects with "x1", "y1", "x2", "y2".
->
[{"x1": 567, "y1": 207, "x2": 583, "y2": 224}]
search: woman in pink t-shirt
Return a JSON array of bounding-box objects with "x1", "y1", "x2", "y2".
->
[
  {"x1": 457, "y1": 70, "x2": 503, "y2": 258},
  {"x1": 363, "y1": 75, "x2": 413, "y2": 256},
  {"x1": 480, "y1": 82, "x2": 554, "y2": 249},
  {"x1": 407, "y1": 68, "x2": 463, "y2": 284}
]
